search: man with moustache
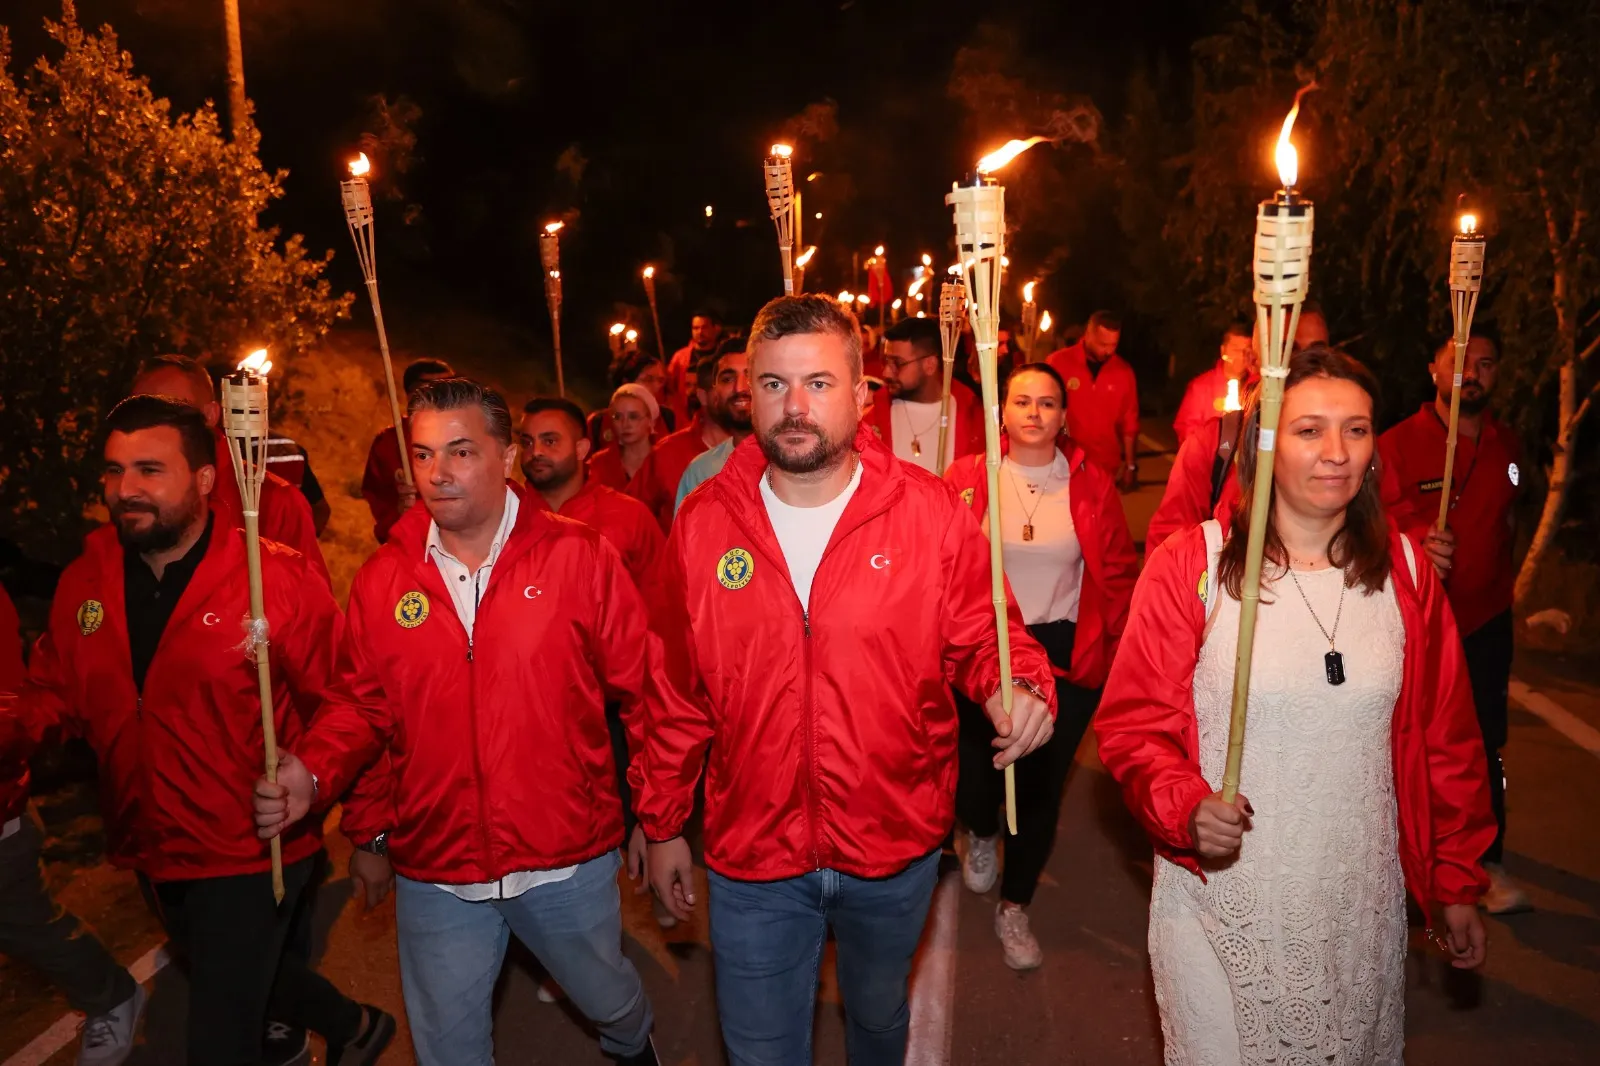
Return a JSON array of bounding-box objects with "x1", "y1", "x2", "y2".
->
[
  {"x1": 663, "y1": 309, "x2": 726, "y2": 426},
  {"x1": 1173, "y1": 321, "x2": 1258, "y2": 444},
  {"x1": 673, "y1": 338, "x2": 756, "y2": 514},
  {"x1": 638, "y1": 295, "x2": 1057, "y2": 1065},
  {"x1": 867, "y1": 316, "x2": 984, "y2": 476},
  {"x1": 253, "y1": 378, "x2": 660, "y2": 1065},
  {"x1": 1047, "y1": 311, "x2": 1140, "y2": 490},
  {"x1": 630, "y1": 338, "x2": 751, "y2": 529},
  {"x1": 0, "y1": 395, "x2": 389, "y2": 1066},
  {"x1": 1380, "y1": 332, "x2": 1529, "y2": 914}
]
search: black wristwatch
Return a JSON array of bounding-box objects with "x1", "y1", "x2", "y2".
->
[{"x1": 355, "y1": 832, "x2": 389, "y2": 857}]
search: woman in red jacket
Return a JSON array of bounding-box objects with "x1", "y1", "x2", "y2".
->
[
  {"x1": 1096, "y1": 347, "x2": 1492, "y2": 1064},
  {"x1": 944, "y1": 362, "x2": 1137, "y2": 970}
]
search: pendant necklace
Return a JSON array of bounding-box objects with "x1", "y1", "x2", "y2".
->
[
  {"x1": 896, "y1": 402, "x2": 941, "y2": 458},
  {"x1": 1005, "y1": 462, "x2": 1050, "y2": 542},
  {"x1": 1286, "y1": 565, "x2": 1348, "y2": 685}
]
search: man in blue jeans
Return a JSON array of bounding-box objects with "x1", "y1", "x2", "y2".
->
[{"x1": 638, "y1": 296, "x2": 1057, "y2": 1064}]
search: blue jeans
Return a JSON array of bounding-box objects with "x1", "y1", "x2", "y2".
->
[
  {"x1": 707, "y1": 850, "x2": 940, "y2": 1066},
  {"x1": 395, "y1": 851, "x2": 651, "y2": 1065}
]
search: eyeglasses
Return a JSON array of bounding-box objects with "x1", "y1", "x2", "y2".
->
[{"x1": 882, "y1": 356, "x2": 933, "y2": 372}]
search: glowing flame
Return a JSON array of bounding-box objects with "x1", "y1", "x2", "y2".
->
[
  {"x1": 908, "y1": 276, "x2": 928, "y2": 299},
  {"x1": 238, "y1": 349, "x2": 272, "y2": 376},
  {"x1": 1225, "y1": 378, "x2": 1243, "y2": 412},
  {"x1": 814, "y1": 212, "x2": 823, "y2": 220},
  {"x1": 544, "y1": 221, "x2": 564, "y2": 235},
  {"x1": 1038, "y1": 310, "x2": 1053, "y2": 333},
  {"x1": 1459, "y1": 213, "x2": 1478, "y2": 235},
  {"x1": 348, "y1": 153, "x2": 371, "y2": 178},
  {"x1": 625, "y1": 329, "x2": 639, "y2": 343},
  {"x1": 976, "y1": 136, "x2": 1048, "y2": 174},
  {"x1": 947, "y1": 263, "x2": 961, "y2": 275},
  {"x1": 770, "y1": 143, "x2": 793, "y2": 158},
  {"x1": 1023, "y1": 281, "x2": 1036, "y2": 303},
  {"x1": 795, "y1": 246, "x2": 817, "y2": 268},
  {"x1": 1001, "y1": 255, "x2": 1010, "y2": 268},
  {"x1": 705, "y1": 205, "x2": 714, "y2": 218},
  {"x1": 609, "y1": 323, "x2": 626, "y2": 336},
  {"x1": 838, "y1": 291, "x2": 854, "y2": 303},
  {"x1": 922, "y1": 253, "x2": 933, "y2": 267},
  {"x1": 892, "y1": 299, "x2": 903, "y2": 310},
  {"x1": 643, "y1": 265, "x2": 655, "y2": 279},
  {"x1": 1274, "y1": 87, "x2": 1314, "y2": 189},
  {"x1": 857, "y1": 295, "x2": 871, "y2": 306},
  {"x1": 874, "y1": 244, "x2": 885, "y2": 257},
  {"x1": 549, "y1": 269, "x2": 560, "y2": 279}
]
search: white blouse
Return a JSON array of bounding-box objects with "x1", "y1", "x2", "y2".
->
[{"x1": 995, "y1": 455, "x2": 1083, "y2": 626}]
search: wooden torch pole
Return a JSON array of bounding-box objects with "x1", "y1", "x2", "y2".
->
[
  {"x1": 341, "y1": 156, "x2": 412, "y2": 488},
  {"x1": 1437, "y1": 214, "x2": 1486, "y2": 528}
]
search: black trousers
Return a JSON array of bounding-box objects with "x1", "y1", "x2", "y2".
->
[
  {"x1": 1462, "y1": 609, "x2": 1513, "y2": 864},
  {"x1": 140, "y1": 851, "x2": 362, "y2": 1066},
  {"x1": 955, "y1": 618, "x2": 1101, "y2": 906},
  {"x1": 0, "y1": 815, "x2": 136, "y2": 1016}
]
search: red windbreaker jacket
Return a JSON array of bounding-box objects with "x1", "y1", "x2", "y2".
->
[
  {"x1": 943, "y1": 439, "x2": 1138, "y2": 689},
  {"x1": 0, "y1": 522, "x2": 337, "y2": 880},
  {"x1": 529, "y1": 478, "x2": 664, "y2": 585},
  {"x1": 626, "y1": 416, "x2": 715, "y2": 531},
  {"x1": 296, "y1": 485, "x2": 649, "y2": 883},
  {"x1": 632, "y1": 427, "x2": 1057, "y2": 882},
  {"x1": 211, "y1": 431, "x2": 329, "y2": 587},
  {"x1": 1094, "y1": 522, "x2": 1494, "y2": 910},
  {"x1": 1145, "y1": 416, "x2": 1241, "y2": 561},
  {"x1": 1, "y1": 584, "x2": 28, "y2": 823},
  {"x1": 862, "y1": 378, "x2": 987, "y2": 467}
]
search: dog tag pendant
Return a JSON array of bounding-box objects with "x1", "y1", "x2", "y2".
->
[
  {"x1": 1022, "y1": 523, "x2": 1034, "y2": 542},
  {"x1": 1325, "y1": 650, "x2": 1346, "y2": 686},
  {"x1": 912, "y1": 438, "x2": 922, "y2": 457}
]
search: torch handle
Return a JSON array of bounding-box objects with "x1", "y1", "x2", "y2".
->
[
  {"x1": 977, "y1": 342, "x2": 1019, "y2": 836},
  {"x1": 550, "y1": 309, "x2": 566, "y2": 399},
  {"x1": 646, "y1": 290, "x2": 665, "y2": 362},
  {"x1": 779, "y1": 245, "x2": 795, "y2": 297},
  {"x1": 243, "y1": 513, "x2": 285, "y2": 905},
  {"x1": 1436, "y1": 336, "x2": 1467, "y2": 530},
  {"x1": 936, "y1": 354, "x2": 957, "y2": 475},
  {"x1": 365, "y1": 279, "x2": 414, "y2": 488}
]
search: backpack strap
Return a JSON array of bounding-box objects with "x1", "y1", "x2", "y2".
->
[{"x1": 1208, "y1": 410, "x2": 1243, "y2": 511}]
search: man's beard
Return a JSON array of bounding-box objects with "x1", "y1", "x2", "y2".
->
[
  {"x1": 1440, "y1": 385, "x2": 1489, "y2": 415},
  {"x1": 523, "y1": 455, "x2": 579, "y2": 491},
  {"x1": 708, "y1": 393, "x2": 753, "y2": 434},
  {"x1": 111, "y1": 488, "x2": 203, "y2": 554},
  {"x1": 759, "y1": 416, "x2": 852, "y2": 475}
]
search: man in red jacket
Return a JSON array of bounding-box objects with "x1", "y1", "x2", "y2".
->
[
  {"x1": 663, "y1": 309, "x2": 725, "y2": 426},
  {"x1": 1047, "y1": 311, "x2": 1141, "y2": 490},
  {"x1": 638, "y1": 295, "x2": 1056, "y2": 1065},
  {"x1": 1146, "y1": 411, "x2": 1245, "y2": 560},
  {"x1": 131, "y1": 355, "x2": 331, "y2": 588},
  {"x1": 628, "y1": 340, "x2": 750, "y2": 530},
  {"x1": 253, "y1": 378, "x2": 659, "y2": 1066},
  {"x1": 1379, "y1": 333, "x2": 1528, "y2": 913},
  {"x1": 1173, "y1": 321, "x2": 1257, "y2": 444},
  {"x1": 360, "y1": 357, "x2": 456, "y2": 543},
  {"x1": 0, "y1": 585, "x2": 143, "y2": 1065},
  {"x1": 0, "y1": 396, "x2": 390, "y2": 1066},
  {"x1": 867, "y1": 316, "x2": 984, "y2": 475}
]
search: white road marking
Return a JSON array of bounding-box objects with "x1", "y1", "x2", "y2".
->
[
  {"x1": 1509, "y1": 679, "x2": 1600, "y2": 759},
  {"x1": 3, "y1": 945, "x2": 169, "y2": 1066},
  {"x1": 905, "y1": 870, "x2": 960, "y2": 1066}
]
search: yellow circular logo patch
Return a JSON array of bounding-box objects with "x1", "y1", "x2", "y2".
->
[
  {"x1": 77, "y1": 600, "x2": 104, "y2": 636},
  {"x1": 959, "y1": 487, "x2": 976, "y2": 506},
  {"x1": 395, "y1": 591, "x2": 430, "y2": 629},
  {"x1": 1067, "y1": 377, "x2": 1081, "y2": 391},
  {"x1": 717, "y1": 549, "x2": 755, "y2": 591},
  {"x1": 1197, "y1": 571, "x2": 1210, "y2": 607},
  {"x1": 1213, "y1": 396, "x2": 1226, "y2": 412}
]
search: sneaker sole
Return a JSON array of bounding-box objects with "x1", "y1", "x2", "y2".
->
[{"x1": 340, "y1": 1013, "x2": 397, "y2": 1066}]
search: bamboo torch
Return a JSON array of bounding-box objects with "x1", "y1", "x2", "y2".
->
[
  {"x1": 222, "y1": 349, "x2": 285, "y2": 904},
  {"x1": 609, "y1": 322, "x2": 627, "y2": 363},
  {"x1": 795, "y1": 246, "x2": 817, "y2": 295},
  {"x1": 948, "y1": 138, "x2": 1046, "y2": 836},
  {"x1": 1219, "y1": 94, "x2": 1316, "y2": 804},
  {"x1": 642, "y1": 266, "x2": 665, "y2": 361},
  {"x1": 936, "y1": 277, "x2": 968, "y2": 475},
  {"x1": 765, "y1": 144, "x2": 796, "y2": 295},
  {"x1": 340, "y1": 153, "x2": 412, "y2": 489},
  {"x1": 1437, "y1": 212, "x2": 1486, "y2": 528},
  {"x1": 540, "y1": 222, "x2": 566, "y2": 397}
]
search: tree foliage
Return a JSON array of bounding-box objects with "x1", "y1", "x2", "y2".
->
[{"x1": 0, "y1": 3, "x2": 349, "y2": 562}]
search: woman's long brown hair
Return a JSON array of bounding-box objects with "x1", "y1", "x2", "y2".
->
[{"x1": 1217, "y1": 346, "x2": 1391, "y2": 599}]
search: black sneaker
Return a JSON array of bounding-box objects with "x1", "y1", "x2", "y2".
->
[
  {"x1": 327, "y1": 1005, "x2": 396, "y2": 1066},
  {"x1": 261, "y1": 1021, "x2": 310, "y2": 1066},
  {"x1": 615, "y1": 1036, "x2": 661, "y2": 1066}
]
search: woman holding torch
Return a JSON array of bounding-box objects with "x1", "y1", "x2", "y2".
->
[{"x1": 1095, "y1": 347, "x2": 1492, "y2": 1064}]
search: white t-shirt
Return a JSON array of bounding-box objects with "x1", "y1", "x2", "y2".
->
[
  {"x1": 759, "y1": 460, "x2": 864, "y2": 611},
  {"x1": 996, "y1": 456, "x2": 1083, "y2": 625},
  {"x1": 890, "y1": 399, "x2": 958, "y2": 476}
]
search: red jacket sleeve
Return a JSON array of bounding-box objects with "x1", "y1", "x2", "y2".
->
[
  {"x1": 261, "y1": 474, "x2": 331, "y2": 588},
  {"x1": 625, "y1": 454, "x2": 671, "y2": 531},
  {"x1": 960, "y1": 386, "x2": 989, "y2": 462},
  {"x1": 362, "y1": 433, "x2": 403, "y2": 544},
  {"x1": 0, "y1": 586, "x2": 24, "y2": 692},
  {"x1": 1172, "y1": 379, "x2": 1208, "y2": 444},
  {"x1": 589, "y1": 536, "x2": 649, "y2": 732},
  {"x1": 631, "y1": 525, "x2": 716, "y2": 842},
  {"x1": 1118, "y1": 365, "x2": 1141, "y2": 441},
  {"x1": 938, "y1": 497, "x2": 1056, "y2": 715},
  {"x1": 1094, "y1": 531, "x2": 1213, "y2": 855},
  {"x1": 1146, "y1": 426, "x2": 1217, "y2": 561},
  {"x1": 1089, "y1": 467, "x2": 1139, "y2": 656},
  {"x1": 622, "y1": 506, "x2": 666, "y2": 585},
  {"x1": 0, "y1": 588, "x2": 83, "y2": 764},
  {"x1": 297, "y1": 569, "x2": 394, "y2": 807},
  {"x1": 1377, "y1": 430, "x2": 1431, "y2": 541}
]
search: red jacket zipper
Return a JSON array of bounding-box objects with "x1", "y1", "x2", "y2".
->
[{"x1": 802, "y1": 611, "x2": 820, "y2": 870}]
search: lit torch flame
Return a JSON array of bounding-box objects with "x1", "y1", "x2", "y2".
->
[
  {"x1": 838, "y1": 291, "x2": 854, "y2": 303},
  {"x1": 795, "y1": 246, "x2": 817, "y2": 268},
  {"x1": 625, "y1": 329, "x2": 638, "y2": 343},
  {"x1": 1459, "y1": 213, "x2": 1478, "y2": 235},
  {"x1": 643, "y1": 265, "x2": 655, "y2": 279},
  {"x1": 1225, "y1": 378, "x2": 1243, "y2": 412},
  {"x1": 1274, "y1": 85, "x2": 1315, "y2": 189},
  {"x1": 921, "y1": 253, "x2": 932, "y2": 267},
  {"x1": 857, "y1": 295, "x2": 871, "y2": 306},
  {"x1": 348, "y1": 153, "x2": 371, "y2": 178},
  {"x1": 1023, "y1": 281, "x2": 1036, "y2": 303},
  {"x1": 908, "y1": 276, "x2": 928, "y2": 299},
  {"x1": 770, "y1": 143, "x2": 793, "y2": 159},
  {"x1": 609, "y1": 323, "x2": 626, "y2": 337},
  {"x1": 874, "y1": 244, "x2": 885, "y2": 257},
  {"x1": 544, "y1": 221, "x2": 564, "y2": 235},
  {"x1": 892, "y1": 299, "x2": 903, "y2": 310},
  {"x1": 238, "y1": 348, "x2": 273, "y2": 376},
  {"x1": 976, "y1": 136, "x2": 1049, "y2": 175},
  {"x1": 1038, "y1": 310, "x2": 1053, "y2": 333}
]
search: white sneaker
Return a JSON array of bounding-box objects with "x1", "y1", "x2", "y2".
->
[
  {"x1": 78, "y1": 983, "x2": 145, "y2": 1066},
  {"x1": 536, "y1": 980, "x2": 563, "y2": 1004},
  {"x1": 994, "y1": 904, "x2": 1043, "y2": 971},
  {"x1": 1481, "y1": 862, "x2": 1533, "y2": 915},
  {"x1": 962, "y1": 831, "x2": 998, "y2": 894}
]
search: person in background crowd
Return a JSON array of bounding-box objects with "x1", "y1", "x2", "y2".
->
[
  {"x1": 1, "y1": 396, "x2": 392, "y2": 1066},
  {"x1": 664, "y1": 310, "x2": 724, "y2": 426},
  {"x1": 1047, "y1": 312, "x2": 1141, "y2": 491},
  {"x1": 1173, "y1": 322, "x2": 1258, "y2": 444},
  {"x1": 588, "y1": 351, "x2": 674, "y2": 451},
  {"x1": 0, "y1": 583, "x2": 143, "y2": 1066},
  {"x1": 1097, "y1": 347, "x2": 1490, "y2": 1064},
  {"x1": 1145, "y1": 407, "x2": 1244, "y2": 562},
  {"x1": 590, "y1": 385, "x2": 661, "y2": 492},
  {"x1": 869, "y1": 317, "x2": 984, "y2": 477},
  {"x1": 255, "y1": 379, "x2": 660, "y2": 1066},
  {"x1": 639, "y1": 295, "x2": 1056, "y2": 1066},
  {"x1": 131, "y1": 355, "x2": 331, "y2": 588},
  {"x1": 1294, "y1": 300, "x2": 1330, "y2": 351},
  {"x1": 361, "y1": 357, "x2": 456, "y2": 544},
  {"x1": 673, "y1": 338, "x2": 756, "y2": 514},
  {"x1": 1379, "y1": 332, "x2": 1529, "y2": 914},
  {"x1": 944, "y1": 362, "x2": 1137, "y2": 970},
  {"x1": 628, "y1": 339, "x2": 750, "y2": 530}
]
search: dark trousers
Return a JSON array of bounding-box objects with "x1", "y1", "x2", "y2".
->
[
  {"x1": 140, "y1": 851, "x2": 362, "y2": 1066},
  {"x1": 955, "y1": 618, "x2": 1101, "y2": 905},
  {"x1": 1463, "y1": 609, "x2": 1513, "y2": 864},
  {"x1": 0, "y1": 815, "x2": 136, "y2": 1016}
]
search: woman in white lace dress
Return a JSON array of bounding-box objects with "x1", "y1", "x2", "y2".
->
[{"x1": 1095, "y1": 348, "x2": 1495, "y2": 1065}]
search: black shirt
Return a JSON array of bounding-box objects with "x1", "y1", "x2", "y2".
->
[{"x1": 124, "y1": 515, "x2": 213, "y2": 691}]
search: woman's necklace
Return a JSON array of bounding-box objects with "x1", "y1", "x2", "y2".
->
[
  {"x1": 1286, "y1": 565, "x2": 1348, "y2": 685},
  {"x1": 895, "y1": 401, "x2": 941, "y2": 457},
  {"x1": 1005, "y1": 462, "x2": 1051, "y2": 542}
]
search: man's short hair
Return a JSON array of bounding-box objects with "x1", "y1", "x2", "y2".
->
[
  {"x1": 690, "y1": 307, "x2": 723, "y2": 326},
  {"x1": 408, "y1": 377, "x2": 513, "y2": 446},
  {"x1": 696, "y1": 335, "x2": 749, "y2": 390},
  {"x1": 1434, "y1": 330, "x2": 1499, "y2": 363},
  {"x1": 136, "y1": 354, "x2": 214, "y2": 400},
  {"x1": 748, "y1": 295, "x2": 863, "y2": 381},
  {"x1": 1224, "y1": 320, "x2": 1253, "y2": 341},
  {"x1": 1087, "y1": 310, "x2": 1122, "y2": 333},
  {"x1": 103, "y1": 394, "x2": 215, "y2": 471},
  {"x1": 521, "y1": 396, "x2": 587, "y2": 437},
  {"x1": 882, "y1": 317, "x2": 942, "y2": 360},
  {"x1": 403, "y1": 358, "x2": 456, "y2": 396}
]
